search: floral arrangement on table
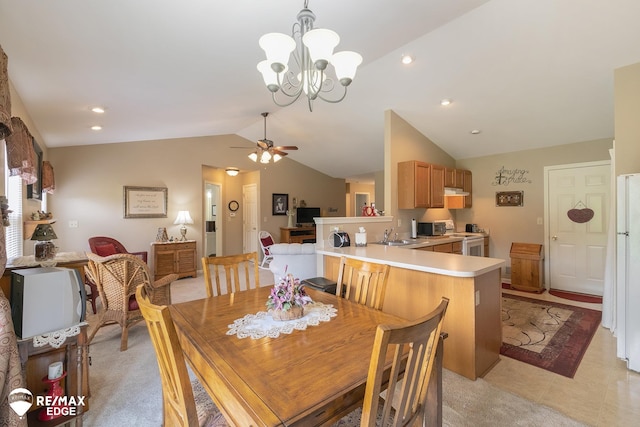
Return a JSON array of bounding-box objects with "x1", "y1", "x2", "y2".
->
[{"x1": 266, "y1": 273, "x2": 313, "y2": 321}]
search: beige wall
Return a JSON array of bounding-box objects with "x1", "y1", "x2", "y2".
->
[
  {"x1": 455, "y1": 139, "x2": 612, "y2": 265},
  {"x1": 385, "y1": 110, "x2": 459, "y2": 238},
  {"x1": 614, "y1": 62, "x2": 640, "y2": 175},
  {"x1": 46, "y1": 135, "x2": 344, "y2": 261}
]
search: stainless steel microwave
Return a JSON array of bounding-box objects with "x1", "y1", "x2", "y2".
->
[{"x1": 417, "y1": 222, "x2": 446, "y2": 236}]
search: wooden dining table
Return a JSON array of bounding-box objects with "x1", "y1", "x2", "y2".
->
[{"x1": 170, "y1": 286, "x2": 440, "y2": 426}]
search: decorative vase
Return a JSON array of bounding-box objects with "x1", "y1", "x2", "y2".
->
[
  {"x1": 271, "y1": 305, "x2": 304, "y2": 321},
  {"x1": 287, "y1": 212, "x2": 295, "y2": 228}
]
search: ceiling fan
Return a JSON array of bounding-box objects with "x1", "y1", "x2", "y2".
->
[{"x1": 233, "y1": 112, "x2": 298, "y2": 163}]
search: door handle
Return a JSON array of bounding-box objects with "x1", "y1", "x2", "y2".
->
[{"x1": 552, "y1": 235, "x2": 558, "y2": 240}]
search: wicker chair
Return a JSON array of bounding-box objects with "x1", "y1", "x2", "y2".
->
[{"x1": 85, "y1": 252, "x2": 178, "y2": 351}]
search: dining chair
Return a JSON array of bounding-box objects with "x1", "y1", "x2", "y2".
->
[
  {"x1": 135, "y1": 284, "x2": 229, "y2": 427},
  {"x1": 353, "y1": 297, "x2": 449, "y2": 426},
  {"x1": 201, "y1": 252, "x2": 260, "y2": 298},
  {"x1": 85, "y1": 252, "x2": 178, "y2": 351},
  {"x1": 336, "y1": 256, "x2": 391, "y2": 310}
]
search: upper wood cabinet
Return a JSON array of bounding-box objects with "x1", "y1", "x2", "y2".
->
[
  {"x1": 444, "y1": 168, "x2": 465, "y2": 189},
  {"x1": 462, "y1": 169, "x2": 472, "y2": 208},
  {"x1": 430, "y1": 164, "x2": 445, "y2": 208},
  {"x1": 398, "y1": 161, "x2": 431, "y2": 208}
]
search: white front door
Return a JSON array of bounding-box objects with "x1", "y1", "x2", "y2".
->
[
  {"x1": 243, "y1": 184, "x2": 258, "y2": 254},
  {"x1": 546, "y1": 161, "x2": 610, "y2": 295}
]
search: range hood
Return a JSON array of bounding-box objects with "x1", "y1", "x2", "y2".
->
[{"x1": 444, "y1": 187, "x2": 470, "y2": 196}]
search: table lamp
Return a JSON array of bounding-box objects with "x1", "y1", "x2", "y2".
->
[
  {"x1": 174, "y1": 210, "x2": 194, "y2": 241},
  {"x1": 31, "y1": 223, "x2": 58, "y2": 262}
]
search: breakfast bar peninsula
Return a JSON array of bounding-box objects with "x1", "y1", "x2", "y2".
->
[{"x1": 314, "y1": 217, "x2": 505, "y2": 380}]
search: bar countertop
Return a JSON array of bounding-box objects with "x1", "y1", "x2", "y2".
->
[{"x1": 317, "y1": 245, "x2": 505, "y2": 278}]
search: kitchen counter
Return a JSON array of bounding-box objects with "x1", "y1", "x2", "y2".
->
[
  {"x1": 317, "y1": 243, "x2": 504, "y2": 277},
  {"x1": 318, "y1": 244, "x2": 505, "y2": 380}
]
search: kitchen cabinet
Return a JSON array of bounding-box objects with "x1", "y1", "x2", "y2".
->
[
  {"x1": 398, "y1": 161, "x2": 431, "y2": 209},
  {"x1": 444, "y1": 168, "x2": 465, "y2": 189},
  {"x1": 430, "y1": 164, "x2": 445, "y2": 208},
  {"x1": 446, "y1": 169, "x2": 473, "y2": 209},
  {"x1": 151, "y1": 241, "x2": 197, "y2": 281}
]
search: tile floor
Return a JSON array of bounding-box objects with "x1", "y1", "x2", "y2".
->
[
  {"x1": 484, "y1": 287, "x2": 640, "y2": 426},
  {"x1": 172, "y1": 271, "x2": 640, "y2": 427}
]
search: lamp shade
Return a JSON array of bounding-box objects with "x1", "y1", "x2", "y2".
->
[
  {"x1": 31, "y1": 224, "x2": 58, "y2": 241},
  {"x1": 173, "y1": 211, "x2": 194, "y2": 225}
]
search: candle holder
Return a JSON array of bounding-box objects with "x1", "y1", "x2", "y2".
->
[{"x1": 38, "y1": 371, "x2": 67, "y2": 421}]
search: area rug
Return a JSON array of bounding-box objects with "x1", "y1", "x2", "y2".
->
[
  {"x1": 500, "y1": 293, "x2": 601, "y2": 378},
  {"x1": 548, "y1": 289, "x2": 603, "y2": 304}
]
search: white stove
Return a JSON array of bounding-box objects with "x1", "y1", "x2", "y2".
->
[{"x1": 440, "y1": 220, "x2": 485, "y2": 256}]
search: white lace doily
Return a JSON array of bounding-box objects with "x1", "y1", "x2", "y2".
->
[
  {"x1": 33, "y1": 322, "x2": 87, "y2": 348},
  {"x1": 227, "y1": 302, "x2": 337, "y2": 339}
]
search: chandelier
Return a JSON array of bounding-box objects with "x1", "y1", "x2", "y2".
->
[{"x1": 257, "y1": 0, "x2": 363, "y2": 111}]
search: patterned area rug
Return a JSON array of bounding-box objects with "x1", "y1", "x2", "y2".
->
[{"x1": 500, "y1": 293, "x2": 601, "y2": 378}]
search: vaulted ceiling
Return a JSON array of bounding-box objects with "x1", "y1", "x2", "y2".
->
[{"x1": 1, "y1": 0, "x2": 638, "y2": 181}]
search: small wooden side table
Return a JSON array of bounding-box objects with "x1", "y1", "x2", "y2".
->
[{"x1": 18, "y1": 324, "x2": 89, "y2": 426}]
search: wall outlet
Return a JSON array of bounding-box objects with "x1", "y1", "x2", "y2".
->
[
  {"x1": 537, "y1": 217, "x2": 543, "y2": 225},
  {"x1": 397, "y1": 219, "x2": 402, "y2": 227},
  {"x1": 475, "y1": 290, "x2": 480, "y2": 306},
  {"x1": 68, "y1": 220, "x2": 78, "y2": 228}
]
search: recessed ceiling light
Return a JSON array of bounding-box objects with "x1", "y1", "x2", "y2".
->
[
  {"x1": 440, "y1": 99, "x2": 452, "y2": 106},
  {"x1": 401, "y1": 54, "x2": 413, "y2": 65},
  {"x1": 91, "y1": 107, "x2": 105, "y2": 113},
  {"x1": 91, "y1": 125, "x2": 102, "y2": 131},
  {"x1": 470, "y1": 129, "x2": 481, "y2": 135}
]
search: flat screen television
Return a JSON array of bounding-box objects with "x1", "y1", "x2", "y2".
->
[{"x1": 296, "y1": 207, "x2": 320, "y2": 226}]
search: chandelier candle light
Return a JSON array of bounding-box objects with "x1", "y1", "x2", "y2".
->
[
  {"x1": 173, "y1": 210, "x2": 194, "y2": 241},
  {"x1": 257, "y1": 0, "x2": 363, "y2": 111}
]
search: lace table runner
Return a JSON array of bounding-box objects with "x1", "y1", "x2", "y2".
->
[
  {"x1": 32, "y1": 322, "x2": 88, "y2": 348},
  {"x1": 227, "y1": 302, "x2": 337, "y2": 339}
]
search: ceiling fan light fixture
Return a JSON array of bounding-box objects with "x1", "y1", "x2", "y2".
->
[
  {"x1": 257, "y1": 1, "x2": 362, "y2": 111},
  {"x1": 273, "y1": 153, "x2": 283, "y2": 162},
  {"x1": 225, "y1": 167, "x2": 239, "y2": 176},
  {"x1": 248, "y1": 151, "x2": 258, "y2": 162},
  {"x1": 260, "y1": 150, "x2": 272, "y2": 163}
]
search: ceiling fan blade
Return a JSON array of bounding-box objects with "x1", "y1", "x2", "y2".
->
[
  {"x1": 257, "y1": 139, "x2": 270, "y2": 149},
  {"x1": 274, "y1": 145, "x2": 298, "y2": 151},
  {"x1": 272, "y1": 149, "x2": 289, "y2": 157}
]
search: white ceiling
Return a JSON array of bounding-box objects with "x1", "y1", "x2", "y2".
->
[{"x1": 1, "y1": 0, "x2": 638, "y2": 182}]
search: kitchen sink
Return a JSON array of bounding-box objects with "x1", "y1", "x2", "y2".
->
[{"x1": 373, "y1": 239, "x2": 411, "y2": 246}]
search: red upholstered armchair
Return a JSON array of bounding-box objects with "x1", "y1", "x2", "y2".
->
[
  {"x1": 88, "y1": 236, "x2": 148, "y2": 262},
  {"x1": 85, "y1": 236, "x2": 149, "y2": 314}
]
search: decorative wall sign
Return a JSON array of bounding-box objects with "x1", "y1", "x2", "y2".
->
[
  {"x1": 567, "y1": 201, "x2": 594, "y2": 223},
  {"x1": 123, "y1": 186, "x2": 168, "y2": 218},
  {"x1": 492, "y1": 166, "x2": 532, "y2": 186},
  {"x1": 496, "y1": 191, "x2": 524, "y2": 207}
]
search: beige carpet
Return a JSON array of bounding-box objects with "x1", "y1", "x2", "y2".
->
[{"x1": 83, "y1": 276, "x2": 586, "y2": 426}]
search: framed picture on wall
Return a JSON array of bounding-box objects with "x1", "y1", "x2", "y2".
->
[
  {"x1": 272, "y1": 193, "x2": 288, "y2": 215},
  {"x1": 27, "y1": 138, "x2": 43, "y2": 200},
  {"x1": 123, "y1": 186, "x2": 168, "y2": 218}
]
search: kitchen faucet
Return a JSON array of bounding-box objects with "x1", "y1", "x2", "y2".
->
[{"x1": 383, "y1": 227, "x2": 394, "y2": 243}]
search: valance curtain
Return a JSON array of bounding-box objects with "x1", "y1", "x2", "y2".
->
[
  {"x1": 5, "y1": 117, "x2": 37, "y2": 184},
  {"x1": 42, "y1": 160, "x2": 55, "y2": 193},
  {"x1": 0, "y1": 44, "x2": 12, "y2": 139}
]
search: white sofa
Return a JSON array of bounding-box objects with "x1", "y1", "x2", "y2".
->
[{"x1": 269, "y1": 243, "x2": 317, "y2": 282}]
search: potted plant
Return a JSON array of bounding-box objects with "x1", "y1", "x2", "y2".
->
[{"x1": 266, "y1": 273, "x2": 313, "y2": 321}]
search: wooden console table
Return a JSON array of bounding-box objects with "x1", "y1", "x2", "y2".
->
[
  {"x1": 280, "y1": 226, "x2": 316, "y2": 243},
  {"x1": 150, "y1": 241, "x2": 197, "y2": 281}
]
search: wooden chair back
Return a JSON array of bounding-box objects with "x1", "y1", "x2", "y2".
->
[
  {"x1": 361, "y1": 297, "x2": 449, "y2": 427},
  {"x1": 201, "y1": 252, "x2": 260, "y2": 297},
  {"x1": 336, "y1": 256, "x2": 390, "y2": 310},
  {"x1": 135, "y1": 284, "x2": 198, "y2": 427}
]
